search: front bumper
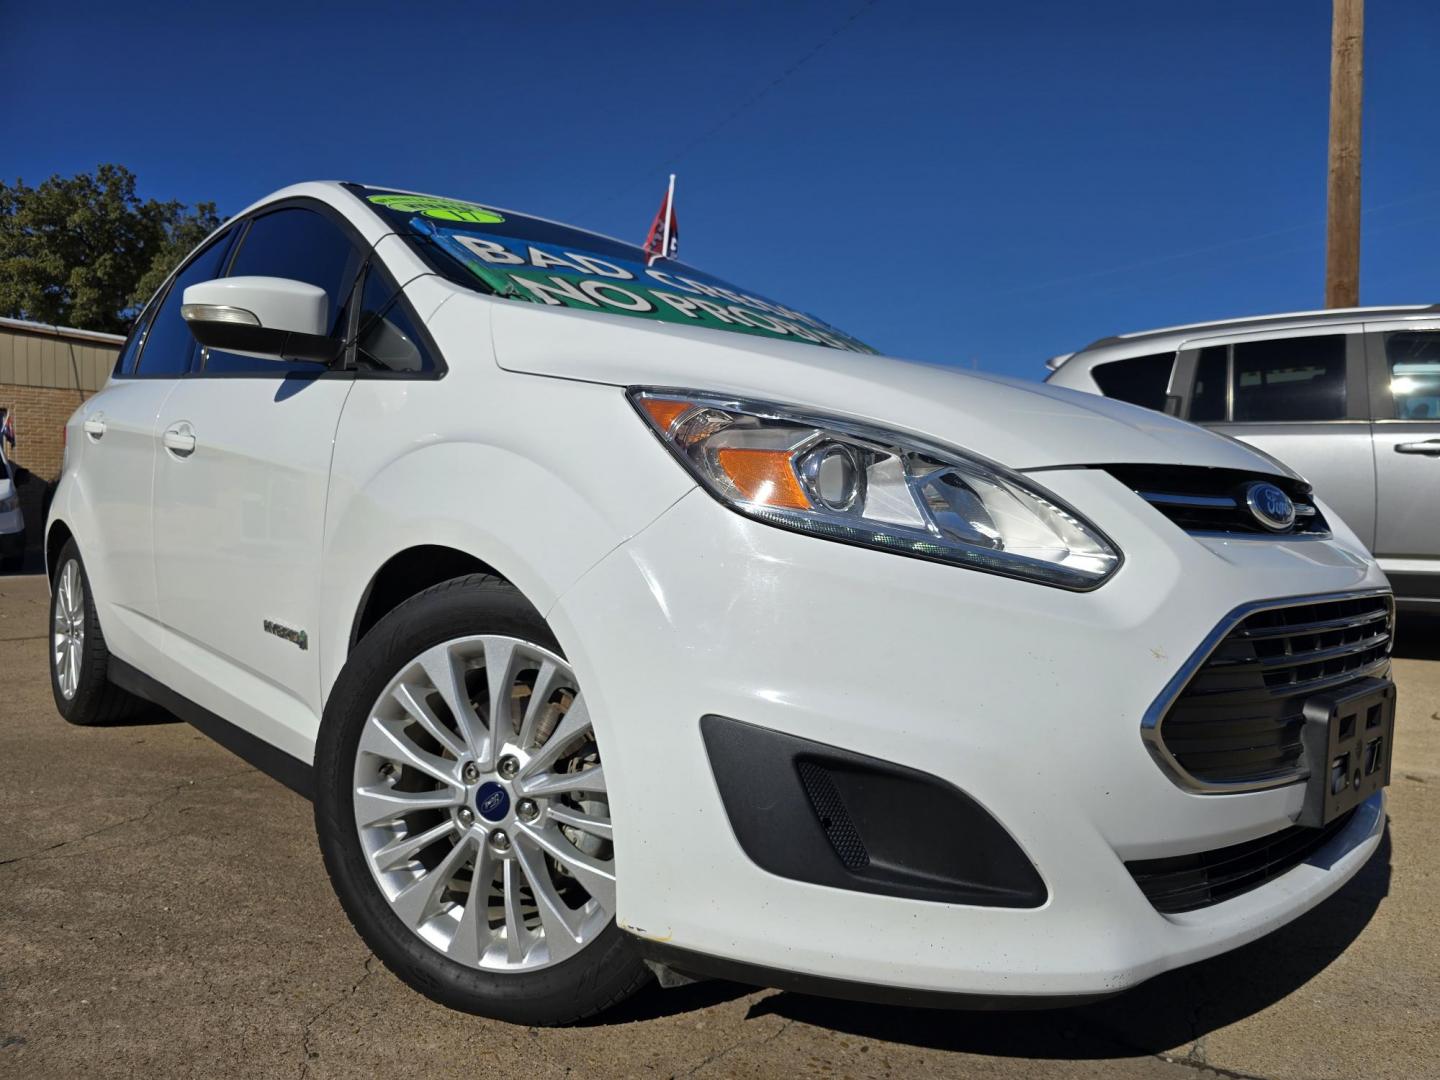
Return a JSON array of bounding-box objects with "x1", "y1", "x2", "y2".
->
[{"x1": 548, "y1": 466, "x2": 1389, "y2": 999}]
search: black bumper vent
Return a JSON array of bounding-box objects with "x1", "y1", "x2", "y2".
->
[
  {"x1": 701, "y1": 715, "x2": 1046, "y2": 908},
  {"x1": 1158, "y1": 593, "x2": 1393, "y2": 787},
  {"x1": 1127, "y1": 808, "x2": 1357, "y2": 913},
  {"x1": 1100, "y1": 464, "x2": 1329, "y2": 537}
]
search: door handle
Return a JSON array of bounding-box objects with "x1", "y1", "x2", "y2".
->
[
  {"x1": 162, "y1": 424, "x2": 197, "y2": 458},
  {"x1": 1394, "y1": 439, "x2": 1440, "y2": 456},
  {"x1": 83, "y1": 415, "x2": 106, "y2": 439}
]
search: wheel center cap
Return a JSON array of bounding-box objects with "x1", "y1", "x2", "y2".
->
[{"x1": 475, "y1": 781, "x2": 510, "y2": 822}]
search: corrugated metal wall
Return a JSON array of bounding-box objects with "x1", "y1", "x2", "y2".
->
[{"x1": 0, "y1": 319, "x2": 122, "y2": 392}]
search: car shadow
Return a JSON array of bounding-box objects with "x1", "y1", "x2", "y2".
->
[
  {"x1": 94, "y1": 703, "x2": 185, "y2": 727},
  {"x1": 1393, "y1": 612, "x2": 1440, "y2": 661},
  {"x1": 580, "y1": 976, "x2": 756, "y2": 1025},
  {"x1": 737, "y1": 826, "x2": 1391, "y2": 1058}
]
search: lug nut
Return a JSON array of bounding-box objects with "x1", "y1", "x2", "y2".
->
[
  {"x1": 517, "y1": 798, "x2": 539, "y2": 822},
  {"x1": 488, "y1": 829, "x2": 512, "y2": 853},
  {"x1": 498, "y1": 755, "x2": 520, "y2": 779},
  {"x1": 458, "y1": 808, "x2": 474, "y2": 827},
  {"x1": 378, "y1": 763, "x2": 395, "y2": 778},
  {"x1": 462, "y1": 762, "x2": 480, "y2": 784}
]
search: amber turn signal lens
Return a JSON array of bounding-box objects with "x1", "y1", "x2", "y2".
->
[
  {"x1": 714, "y1": 448, "x2": 811, "y2": 510},
  {"x1": 638, "y1": 398, "x2": 694, "y2": 434}
]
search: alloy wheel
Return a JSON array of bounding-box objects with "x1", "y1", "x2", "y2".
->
[
  {"x1": 352, "y1": 635, "x2": 613, "y2": 972},
  {"x1": 52, "y1": 559, "x2": 85, "y2": 700}
]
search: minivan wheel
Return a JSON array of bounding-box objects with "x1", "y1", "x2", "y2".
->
[
  {"x1": 48, "y1": 540, "x2": 145, "y2": 725},
  {"x1": 314, "y1": 574, "x2": 650, "y2": 1025}
]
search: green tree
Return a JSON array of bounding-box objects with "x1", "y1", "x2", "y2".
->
[{"x1": 0, "y1": 164, "x2": 220, "y2": 334}]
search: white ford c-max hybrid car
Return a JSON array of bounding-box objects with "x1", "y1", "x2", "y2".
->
[{"x1": 47, "y1": 182, "x2": 1395, "y2": 1024}]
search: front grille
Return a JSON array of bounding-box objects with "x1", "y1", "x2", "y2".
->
[
  {"x1": 1101, "y1": 464, "x2": 1328, "y2": 536},
  {"x1": 1127, "y1": 808, "x2": 1357, "y2": 913},
  {"x1": 1155, "y1": 593, "x2": 1393, "y2": 787}
]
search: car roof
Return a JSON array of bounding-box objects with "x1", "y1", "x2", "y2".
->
[
  {"x1": 1050, "y1": 303, "x2": 1440, "y2": 372},
  {"x1": 236, "y1": 180, "x2": 644, "y2": 256}
]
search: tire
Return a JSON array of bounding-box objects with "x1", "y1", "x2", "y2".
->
[
  {"x1": 314, "y1": 573, "x2": 650, "y2": 1025},
  {"x1": 48, "y1": 540, "x2": 146, "y2": 725}
]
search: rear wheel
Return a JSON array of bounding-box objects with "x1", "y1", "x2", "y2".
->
[
  {"x1": 314, "y1": 574, "x2": 649, "y2": 1024},
  {"x1": 48, "y1": 540, "x2": 145, "y2": 725}
]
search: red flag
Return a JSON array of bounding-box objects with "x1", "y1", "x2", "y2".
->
[{"x1": 642, "y1": 175, "x2": 678, "y2": 265}]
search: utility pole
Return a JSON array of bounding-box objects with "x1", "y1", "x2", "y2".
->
[{"x1": 1325, "y1": 0, "x2": 1364, "y2": 308}]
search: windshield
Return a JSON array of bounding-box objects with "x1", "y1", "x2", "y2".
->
[{"x1": 355, "y1": 186, "x2": 873, "y2": 354}]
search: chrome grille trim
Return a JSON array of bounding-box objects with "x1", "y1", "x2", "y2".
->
[
  {"x1": 1138, "y1": 491, "x2": 1239, "y2": 509},
  {"x1": 1101, "y1": 465, "x2": 1330, "y2": 538},
  {"x1": 1141, "y1": 588, "x2": 1395, "y2": 794}
]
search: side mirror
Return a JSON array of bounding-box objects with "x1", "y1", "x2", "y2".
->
[{"x1": 181, "y1": 277, "x2": 338, "y2": 363}]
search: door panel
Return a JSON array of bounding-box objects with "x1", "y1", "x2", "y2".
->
[
  {"x1": 149, "y1": 376, "x2": 353, "y2": 759},
  {"x1": 1365, "y1": 321, "x2": 1440, "y2": 593},
  {"x1": 72, "y1": 378, "x2": 177, "y2": 662}
]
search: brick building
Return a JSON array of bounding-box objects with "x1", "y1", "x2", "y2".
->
[{"x1": 0, "y1": 317, "x2": 123, "y2": 565}]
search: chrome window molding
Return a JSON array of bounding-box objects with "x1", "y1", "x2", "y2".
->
[{"x1": 1141, "y1": 587, "x2": 1395, "y2": 795}]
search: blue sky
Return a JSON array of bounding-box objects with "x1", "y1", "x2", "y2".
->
[{"x1": 4, "y1": 1, "x2": 1438, "y2": 378}]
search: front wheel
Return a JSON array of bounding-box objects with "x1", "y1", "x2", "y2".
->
[
  {"x1": 48, "y1": 540, "x2": 145, "y2": 725},
  {"x1": 313, "y1": 574, "x2": 649, "y2": 1025}
]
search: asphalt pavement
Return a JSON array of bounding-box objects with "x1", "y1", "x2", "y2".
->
[{"x1": 1, "y1": 572, "x2": 1436, "y2": 1079}]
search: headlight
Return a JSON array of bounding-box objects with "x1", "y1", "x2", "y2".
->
[{"x1": 630, "y1": 390, "x2": 1121, "y2": 590}]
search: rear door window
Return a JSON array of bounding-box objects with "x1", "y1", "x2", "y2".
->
[
  {"x1": 1230, "y1": 336, "x2": 1347, "y2": 421},
  {"x1": 1089, "y1": 353, "x2": 1173, "y2": 410}
]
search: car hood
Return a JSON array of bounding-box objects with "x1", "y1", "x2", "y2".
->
[{"x1": 490, "y1": 301, "x2": 1288, "y2": 475}]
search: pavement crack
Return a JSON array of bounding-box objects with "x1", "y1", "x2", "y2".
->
[
  {"x1": 674, "y1": 1014, "x2": 795, "y2": 1078},
  {"x1": 298, "y1": 953, "x2": 376, "y2": 1079},
  {"x1": 1151, "y1": 1051, "x2": 1273, "y2": 1080},
  {"x1": 0, "y1": 767, "x2": 251, "y2": 869}
]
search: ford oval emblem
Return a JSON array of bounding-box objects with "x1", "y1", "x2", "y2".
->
[
  {"x1": 1244, "y1": 481, "x2": 1296, "y2": 532},
  {"x1": 475, "y1": 781, "x2": 511, "y2": 822}
]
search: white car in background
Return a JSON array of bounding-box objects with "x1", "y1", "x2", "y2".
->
[
  {"x1": 0, "y1": 436, "x2": 24, "y2": 572},
  {"x1": 45, "y1": 182, "x2": 1395, "y2": 1024}
]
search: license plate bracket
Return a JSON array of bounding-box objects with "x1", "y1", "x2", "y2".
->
[{"x1": 1298, "y1": 676, "x2": 1395, "y2": 828}]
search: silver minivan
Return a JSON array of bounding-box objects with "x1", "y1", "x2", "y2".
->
[{"x1": 1046, "y1": 305, "x2": 1440, "y2": 611}]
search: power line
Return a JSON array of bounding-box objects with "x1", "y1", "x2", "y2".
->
[
  {"x1": 979, "y1": 184, "x2": 1440, "y2": 301},
  {"x1": 580, "y1": 0, "x2": 878, "y2": 217}
]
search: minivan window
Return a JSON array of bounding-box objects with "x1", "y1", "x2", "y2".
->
[
  {"x1": 1189, "y1": 346, "x2": 1228, "y2": 422},
  {"x1": 1231, "y1": 335, "x2": 1347, "y2": 422},
  {"x1": 203, "y1": 207, "x2": 362, "y2": 376},
  {"x1": 1090, "y1": 353, "x2": 1172, "y2": 410},
  {"x1": 1383, "y1": 332, "x2": 1440, "y2": 419},
  {"x1": 132, "y1": 228, "x2": 236, "y2": 377}
]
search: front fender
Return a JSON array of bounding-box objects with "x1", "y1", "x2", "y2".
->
[{"x1": 317, "y1": 372, "x2": 695, "y2": 705}]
